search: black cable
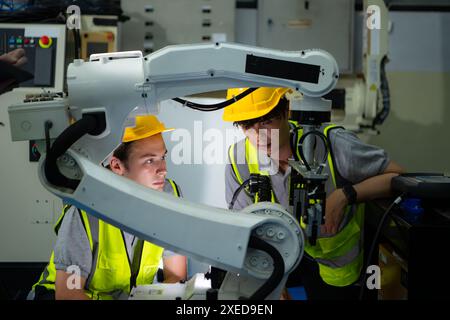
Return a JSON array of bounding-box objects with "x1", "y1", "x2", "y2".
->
[
  {"x1": 172, "y1": 88, "x2": 258, "y2": 112},
  {"x1": 297, "y1": 130, "x2": 329, "y2": 172},
  {"x1": 358, "y1": 194, "x2": 404, "y2": 300},
  {"x1": 246, "y1": 236, "x2": 285, "y2": 300},
  {"x1": 228, "y1": 178, "x2": 251, "y2": 210},
  {"x1": 290, "y1": 127, "x2": 300, "y2": 161},
  {"x1": 44, "y1": 114, "x2": 98, "y2": 190},
  {"x1": 373, "y1": 56, "x2": 390, "y2": 127},
  {"x1": 72, "y1": 28, "x2": 81, "y2": 59},
  {"x1": 44, "y1": 120, "x2": 52, "y2": 155},
  {"x1": 172, "y1": 98, "x2": 222, "y2": 112}
]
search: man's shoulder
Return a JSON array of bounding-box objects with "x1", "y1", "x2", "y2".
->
[
  {"x1": 323, "y1": 125, "x2": 356, "y2": 144},
  {"x1": 55, "y1": 205, "x2": 98, "y2": 239},
  {"x1": 227, "y1": 138, "x2": 246, "y2": 151},
  {"x1": 57, "y1": 205, "x2": 79, "y2": 226},
  {"x1": 62, "y1": 205, "x2": 100, "y2": 228},
  {"x1": 321, "y1": 123, "x2": 347, "y2": 134}
]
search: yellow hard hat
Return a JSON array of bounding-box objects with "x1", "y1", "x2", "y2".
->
[
  {"x1": 222, "y1": 87, "x2": 290, "y2": 122},
  {"x1": 122, "y1": 115, "x2": 174, "y2": 143}
]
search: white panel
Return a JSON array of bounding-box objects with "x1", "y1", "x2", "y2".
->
[
  {"x1": 235, "y1": 8, "x2": 258, "y2": 46},
  {"x1": 257, "y1": 0, "x2": 354, "y2": 74},
  {"x1": 24, "y1": 27, "x2": 61, "y2": 38},
  {"x1": 386, "y1": 12, "x2": 450, "y2": 72}
]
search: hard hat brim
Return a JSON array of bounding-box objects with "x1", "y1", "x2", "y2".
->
[{"x1": 122, "y1": 127, "x2": 174, "y2": 143}]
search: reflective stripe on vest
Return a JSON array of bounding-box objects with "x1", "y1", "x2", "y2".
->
[
  {"x1": 33, "y1": 179, "x2": 180, "y2": 299},
  {"x1": 228, "y1": 122, "x2": 364, "y2": 287},
  {"x1": 167, "y1": 178, "x2": 181, "y2": 197}
]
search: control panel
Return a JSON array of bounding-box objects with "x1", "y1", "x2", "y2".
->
[{"x1": 0, "y1": 23, "x2": 66, "y2": 89}]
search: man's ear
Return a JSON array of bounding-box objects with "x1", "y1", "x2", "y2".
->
[{"x1": 110, "y1": 156, "x2": 126, "y2": 175}]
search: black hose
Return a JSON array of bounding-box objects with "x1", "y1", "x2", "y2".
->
[
  {"x1": 297, "y1": 130, "x2": 329, "y2": 172},
  {"x1": 290, "y1": 128, "x2": 300, "y2": 162},
  {"x1": 373, "y1": 56, "x2": 390, "y2": 126},
  {"x1": 228, "y1": 179, "x2": 251, "y2": 210},
  {"x1": 358, "y1": 194, "x2": 404, "y2": 300},
  {"x1": 44, "y1": 114, "x2": 98, "y2": 190},
  {"x1": 173, "y1": 88, "x2": 258, "y2": 112},
  {"x1": 72, "y1": 28, "x2": 81, "y2": 60},
  {"x1": 44, "y1": 120, "x2": 53, "y2": 155},
  {"x1": 246, "y1": 236, "x2": 285, "y2": 300}
]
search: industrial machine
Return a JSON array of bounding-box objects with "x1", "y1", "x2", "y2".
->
[
  {"x1": 0, "y1": 12, "x2": 120, "y2": 263},
  {"x1": 0, "y1": 23, "x2": 66, "y2": 262},
  {"x1": 78, "y1": 15, "x2": 120, "y2": 60},
  {"x1": 244, "y1": 0, "x2": 391, "y2": 135},
  {"x1": 335, "y1": 0, "x2": 390, "y2": 134},
  {"x1": 6, "y1": 42, "x2": 344, "y2": 299}
]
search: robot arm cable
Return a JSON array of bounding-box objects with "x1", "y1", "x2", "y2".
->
[
  {"x1": 297, "y1": 130, "x2": 329, "y2": 173},
  {"x1": 172, "y1": 87, "x2": 258, "y2": 112},
  {"x1": 229, "y1": 179, "x2": 251, "y2": 210},
  {"x1": 44, "y1": 112, "x2": 106, "y2": 190},
  {"x1": 372, "y1": 56, "x2": 390, "y2": 127},
  {"x1": 246, "y1": 236, "x2": 285, "y2": 300}
]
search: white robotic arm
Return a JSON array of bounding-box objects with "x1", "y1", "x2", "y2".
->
[
  {"x1": 66, "y1": 42, "x2": 338, "y2": 165},
  {"x1": 8, "y1": 42, "x2": 339, "y2": 299}
]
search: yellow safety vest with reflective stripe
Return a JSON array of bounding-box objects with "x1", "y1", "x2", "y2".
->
[
  {"x1": 33, "y1": 179, "x2": 181, "y2": 299},
  {"x1": 228, "y1": 122, "x2": 364, "y2": 287}
]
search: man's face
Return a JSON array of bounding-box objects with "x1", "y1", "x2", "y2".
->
[
  {"x1": 240, "y1": 113, "x2": 290, "y2": 156},
  {"x1": 111, "y1": 134, "x2": 168, "y2": 191}
]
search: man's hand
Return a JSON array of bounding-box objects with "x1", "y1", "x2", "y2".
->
[
  {"x1": 163, "y1": 255, "x2": 187, "y2": 283},
  {"x1": 321, "y1": 188, "x2": 348, "y2": 236},
  {"x1": 280, "y1": 287, "x2": 292, "y2": 300},
  {"x1": 320, "y1": 161, "x2": 404, "y2": 236},
  {"x1": 0, "y1": 48, "x2": 28, "y2": 66},
  {"x1": 0, "y1": 48, "x2": 29, "y2": 94}
]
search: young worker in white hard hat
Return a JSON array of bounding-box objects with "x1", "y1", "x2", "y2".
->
[
  {"x1": 31, "y1": 115, "x2": 186, "y2": 300},
  {"x1": 223, "y1": 87, "x2": 404, "y2": 299}
]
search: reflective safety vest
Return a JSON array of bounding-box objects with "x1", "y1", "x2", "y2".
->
[
  {"x1": 228, "y1": 121, "x2": 364, "y2": 287},
  {"x1": 33, "y1": 179, "x2": 181, "y2": 300}
]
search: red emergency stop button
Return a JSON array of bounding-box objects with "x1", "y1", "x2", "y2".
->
[
  {"x1": 40, "y1": 36, "x2": 49, "y2": 44},
  {"x1": 39, "y1": 35, "x2": 52, "y2": 48}
]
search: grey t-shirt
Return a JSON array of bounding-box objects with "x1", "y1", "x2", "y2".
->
[
  {"x1": 53, "y1": 179, "x2": 182, "y2": 279},
  {"x1": 225, "y1": 128, "x2": 390, "y2": 210}
]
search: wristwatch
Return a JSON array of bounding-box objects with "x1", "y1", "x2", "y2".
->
[{"x1": 342, "y1": 184, "x2": 357, "y2": 205}]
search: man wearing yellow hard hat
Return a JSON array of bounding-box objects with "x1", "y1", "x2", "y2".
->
[
  {"x1": 223, "y1": 87, "x2": 404, "y2": 300},
  {"x1": 31, "y1": 115, "x2": 187, "y2": 300}
]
